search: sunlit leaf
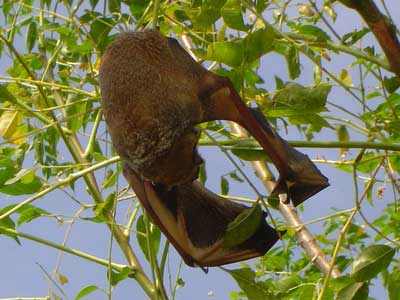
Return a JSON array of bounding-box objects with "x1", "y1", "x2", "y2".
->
[
  {"x1": 0, "y1": 111, "x2": 22, "y2": 140},
  {"x1": 243, "y1": 26, "x2": 275, "y2": 63},
  {"x1": 337, "y1": 282, "x2": 368, "y2": 300},
  {"x1": 339, "y1": 69, "x2": 353, "y2": 86},
  {"x1": 227, "y1": 268, "x2": 272, "y2": 300},
  {"x1": 351, "y1": 245, "x2": 395, "y2": 281},
  {"x1": 336, "y1": 125, "x2": 349, "y2": 156},
  {"x1": 285, "y1": 45, "x2": 300, "y2": 79},
  {"x1": 221, "y1": 0, "x2": 249, "y2": 31},
  {"x1": 136, "y1": 215, "x2": 161, "y2": 262},
  {"x1": 75, "y1": 285, "x2": 98, "y2": 300},
  {"x1": 223, "y1": 203, "x2": 263, "y2": 248},
  {"x1": 207, "y1": 41, "x2": 244, "y2": 67},
  {"x1": 108, "y1": 267, "x2": 132, "y2": 286},
  {"x1": 388, "y1": 268, "x2": 400, "y2": 300}
]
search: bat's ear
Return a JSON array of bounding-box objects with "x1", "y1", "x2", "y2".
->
[{"x1": 166, "y1": 36, "x2": 208, "y2": 79}]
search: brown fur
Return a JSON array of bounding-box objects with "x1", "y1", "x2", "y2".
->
[{"x1": 99, "y1": 31, "x2": 205, "y2": 185}]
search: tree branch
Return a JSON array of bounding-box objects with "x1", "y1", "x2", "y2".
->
[
  {"x1": 339, "y1": 0, "x2": 400, "y2": 78},
  {"x1": 230, "y1": 124, "x2": 340, "y2": 278}
]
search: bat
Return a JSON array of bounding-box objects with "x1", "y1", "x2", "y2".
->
[
  {"x1": 99, "y1": 30, "x2": 329, "y2": 267},
  {"x1": 99, "y1": 30, "x2": 329, "y2": 207},
  {"x1": 123, "y1": 165, "x2": 280, "y2": 267}
]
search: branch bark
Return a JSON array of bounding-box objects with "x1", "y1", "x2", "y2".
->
[
  {"x1": 339, "y1": 0, "x2": 400, "y2": 78},
  {"x1": 231, "y1": 124, "x2": 341, "y2": 278}
]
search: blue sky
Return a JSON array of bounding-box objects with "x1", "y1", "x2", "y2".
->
[{"x1": 0, "y1": 1, "x2": 399, "y2": 299}]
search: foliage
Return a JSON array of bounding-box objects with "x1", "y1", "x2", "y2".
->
[{"x1": 0, "y1": 1, "x2": 399, "y2": 300}]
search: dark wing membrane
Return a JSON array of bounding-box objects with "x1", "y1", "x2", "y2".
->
[{"x1": 124, "y1": 165, "x2": 280, "y2": 267}]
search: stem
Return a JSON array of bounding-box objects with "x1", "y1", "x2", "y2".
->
[
  {"x1": 0, "y1": 226, "x2": 127, "y2": 271},
  {"x1": 198, "y1": 138, "x2": 400, "y2": 151},
  {"x1": 317, "y1": 157, "x2": 384, "y2": 300},
  {"x1": 0, "y1": 156, "x2": 120, "y2": 221},
  {"x1": 151, "y1": 0, "x2": 161, "y2": 30},
  {"x1": 84, "y1": 110, "x2": 103, "y2": 157}
]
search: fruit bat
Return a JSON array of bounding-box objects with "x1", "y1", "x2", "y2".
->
[
  {"x1": 123, "y1": 165, "x2": 280, "y2": 267},
  {"x1": 99, "y1": 30, "x2": 329, "y2": 266},
  {"x1": 99, "y1": 30, "x2": 329, "y2": 206}
]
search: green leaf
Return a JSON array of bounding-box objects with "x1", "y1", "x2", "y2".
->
[
  {"x1": 0, "y1": 168, "x2": 42, "y2": 196},
  {"x1": 0, "y1": 111, "x2": 22, "y2": 140},
  {"x1": 285, "y1": 45, "x2": 300, "y2": 79},
  {"x1": 274, "y1": 275, "x2": 300, "y2": 292},
  {"x1": 388, "y1": 268, "x2": 400, "y2": 300},
  {"x1": 0, "y1": 84, "x2": 17, "y2": 102},
  {"x1": 272, "y1": 82, "x2": 331, "y2": 112},
  {"x1": 129, "y1": 0, "x2": 150, "y2": 19},
  {"x1": 136, "y1": 215, "x2": 161, "y2": 261},
  {"x1": 108, "y1": 0, "x2": 120, "y2": 14},
  {"x1": 351, "y1": 245, "x2": 395, "y2": 281},
  {"x1": 94, "y1": 192, "x2": 115, "y2": 218},
  {"x1": 101, "y1": 164, "x2": 121, "y2": 189},
  {"x1": 207, "y1": 41, "x2": 244, "y2": 67},
  {"x1": 26, "y1": 21, "x2": 38, "y2": 53},
  {"x1": 221, "y1": 0, "x2": 249, "y2": 31},
  {"x1": 89, "y1": 0, "x2": 99, "y2": 9},
  {"x1": 188, "y1": 0, "x2": 226, "y2": 28},
  {"x1": 339, "y1": 69, "x2": 353, "y2": 86},
  {"x1": 75, "y1": 285, "x2": 98, "y2": 300},
  {"x1": 295, "y1": 24, "x2": 331, "y2": 42},
  {"x1": 108, "y1": 267, "x2": 132, "y2": 286},
  {"x1": 0, "y1": 204, "x2": 50, "y2": 226},
  {"x1": 17, "y1": 205, "x2": 50, "y2": 226},
  {"x1": 66, "y1": 98, "x2": 87, "y2": 132},
  {"x1": 229, "y1": 171, "x2": 243, "y2": 183},
  {"x1": 223, "y1": 203, "x2": 263, "y2": 248},
  {"x1": 220, "y1": 176, "x2": 229, "y2": 195},
  {"x1": 227, "y1": 268, "x2": 272, "y2": 300},
  {"x1": 336, "y1": 125, "x2": 349, "y2": 156},
  {"x1": 59, "y1": 273, "x2": 69, "y2": 285},
  {"x1": 337, "y1": 282, "x2": 369, "y2": 300},
  {"x1": 89, "y1": 17, "x2": 113, "y2": 53},
  {"x1": 383, "y1": 76, "x2": 400, "y2": 94},
  {"x1": 199, "y1": 162, "x2": 207, "y2": 185},
  {"x1": 341, "y1": 28, "x2": 370, "y2": 46},
  {"x1": 0, "y1": 214, "x2": 20, "y2": 244},
  {"x1": 243, "y1": 26, "x2": 275, "y2": 63},
  {"x1": 4, "y1": 168, "x2": 35, "y2": 185}
]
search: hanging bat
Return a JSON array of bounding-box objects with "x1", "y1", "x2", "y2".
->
[
  {"x1": 123, "y1": 165, "x2": 280, "y2": 267},
  {"x1": 99, "y1": 30, "x2": 329, "y2": 207}
]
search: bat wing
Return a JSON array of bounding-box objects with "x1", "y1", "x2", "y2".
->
[
  {"x1": 124, "y1": 165, "x2": 279, "y2": 267},
  {"x1": 197, "y1": 74, "x2": 329, "y2": 206},
  {"x1": 165, "y1": 38, "x2": 329, "y2": 205}
]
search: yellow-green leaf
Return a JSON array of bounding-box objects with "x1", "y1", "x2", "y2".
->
[
  {"x1": 339, "y1": 69, "x2": 353, "y2": 86},
  {"x1": 0, "y1": 111, "x2": 22, "y2": 139}
]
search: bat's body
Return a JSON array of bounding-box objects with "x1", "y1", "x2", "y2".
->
[
  {"x1": 99, "y1": 30, "x2": 328, "y2": 206},
  {"x1": 99, "y1": 30, "x2": 329, "y2": 266}
]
